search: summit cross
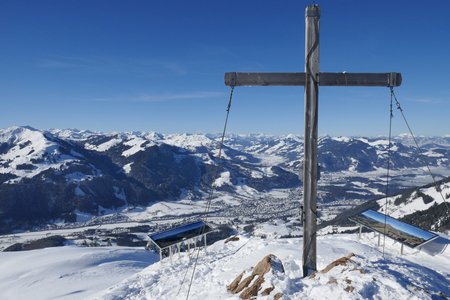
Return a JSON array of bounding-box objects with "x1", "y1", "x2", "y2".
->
[{"x1": 224, "y1": 4, "x2": 402, "y2": 277}]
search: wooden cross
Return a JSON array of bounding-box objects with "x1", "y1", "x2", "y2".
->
[{"x1": 224, "y1": 4, "x2": 402, "y2": 277}]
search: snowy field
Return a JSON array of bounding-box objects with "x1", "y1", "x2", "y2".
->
[
  {"x1": 1, "y1": 232, "x2": 448, "y2": 300},
  {"x1": 0, "y1": 246, "x2": 157, "y2": 300}
]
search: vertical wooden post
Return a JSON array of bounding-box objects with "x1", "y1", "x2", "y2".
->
[
  {"x1": 358, "y1": 225, "x2": 362, "y2": 239},
  {"x1": 303, "y1": 4, "x2": 320, "y2": 277}
]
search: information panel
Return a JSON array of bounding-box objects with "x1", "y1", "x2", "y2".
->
[
  {"x1": 149, "y1": 220, "x2": 212, "y2": 249},
  {"x1": 349, "y1": 209, "x2": 438, "y2": 248}
]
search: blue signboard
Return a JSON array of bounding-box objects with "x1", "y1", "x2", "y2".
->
[
  {"x1": 149, "y1": 220, "x2": 212, "y2": 249},
  {"x1": 349, "y1": 209, "x2": 438, "y2": 248}
]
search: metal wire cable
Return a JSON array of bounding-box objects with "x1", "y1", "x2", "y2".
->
[
  {"x1": 382, "y1": 88, "x2": 394, "y2": 257},
  {"x1": 177, "y1": 86, "x2": 235, "y2": 299},
  {"x1": 390, "y1": 87, "x2": 450, "y2": 213}
]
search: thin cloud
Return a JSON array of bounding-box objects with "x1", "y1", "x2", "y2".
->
[
  {"x1": 405, "y1": 97, "x2": 445, "y2": 104},
  {"x1": 91, "y1": 91, "x2": 225, "y2": 103},
  {"x1": 37, "y1": 56, "x2": 188, "y2": 76}
]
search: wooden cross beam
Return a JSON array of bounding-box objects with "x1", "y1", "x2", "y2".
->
[
  {"x1": 225, "y1": 72, "x2": 402, "y2": 87},
  {"x1": 223, "y1": 4, "x2": 402, "y2": 277}
]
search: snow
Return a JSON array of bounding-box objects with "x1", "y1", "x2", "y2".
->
[
  {"x1": 95, "y1": 233, "x2": 450, "y2": 300},
  {"x1": 379, "y1": 182, "x2": 450, "y2": 219},
  {"x1": 218, "y1": 194, "x2": 241, "y2": 206},
  {"x1": 213, "y1": 171, "x2": 232, "y2": 187},
  {"x1": 143, "y1": 132, "x2": 163, "y2": 142},
  {"x1": 423, "y1": 149, "x2": 444, "y2": 158},
  {"x1": 0, "y1": 246, "x2": 157, "y2": 300},
  {"x1": 251, "y1": 170, "x2": 263, "y2": 178},
  {"x1": 164, "y1": 133, "x2": 215, "y2": 151},
  {"x1": 0, "y1": 126, "x2": 77, "y2": 180},
  {"x1": 125, "y1": 201, "x2": 207, "y2": 221},
  {"x1": 122, "y1": 137, "x2": 153, "y2": 157},
  {"x1": 86, "y1": 138, "x2": 122, "y2": 152},
  {"x1": 0, "y1": 225, "x2": 448, "y2": 300},
  {"x1": 253, "y1": 220, "x2": 290, "y2": 238},
  {"x1": 332, "y1": 136, "x2": 351, "y2": 143},
  {"x1": 50, "y1": 128, "x2": 100, "y2": 141},
  {"x1": 349, "y1": 157, "x2": 358, "y2": 171},
  {"x1": 368, "y1": 139, "x2": 390, "y2": 147},
  {"x1": 255, "y1": 154, "x2": 286, "y2": 167},
  {"x1": 123, "y1": 162, "x2": 133, "y2": 174}
]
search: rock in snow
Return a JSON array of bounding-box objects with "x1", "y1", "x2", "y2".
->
[{"x1": 227, "y1": 254, "x2": 284, "y2": 299}]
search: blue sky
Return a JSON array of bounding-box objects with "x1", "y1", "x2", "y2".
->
[{"x1": 1, "y1": 0, "x2": 449, "y2": 136}]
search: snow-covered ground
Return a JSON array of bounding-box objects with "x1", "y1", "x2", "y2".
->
[
  {"x1": 96, "y1": 233, "x2": 450, "y2": 300},
  {"x1": 0, "y1": 246, "x2": 157, "y2": 300},
  {"x1": 1, "y1": 232, "x2": 448, "y2": 300}
]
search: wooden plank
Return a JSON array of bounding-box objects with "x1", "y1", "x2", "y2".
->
[
  {"x1": 224, "y1": 72, "x2": 305, "y2": 86},
  {"x1": 224, "y1": 72, "x2": 402, "y2": 87},
  {"x1": 302, "y1": 3, "x2": 320, "y2": 277},
  {"x1": 320, "y1": 72, "x2": 402, "y2": 87}
]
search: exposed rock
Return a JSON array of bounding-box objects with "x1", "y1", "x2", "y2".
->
[
  {"x1": 227, "y1": 271, "x2": 244, "y2": 292},
  {"x1": 274, "y1": 292, "x2": 283, "y2": 300},
  {"x1": 233, "y1": 274, "x2": 255, "y2": 294},
  {"x1": 228, "y1": 254, "x2": 284, "y2": 298},
  {"x1": 225, "y1": 236, "x2": 240, "y2": 244},
  {"x1": 344, "y1": 278, "x2": 354, "y2": 293},
  {"x1": 261, "y1": 286, "x2": 275, "y2": 296},
  {"x1": 253, "y1": 254, "x2": 285, "y2": 276},
  {"x1": 240, "y1": 275, "x2": 264, "y2": 299},
  {"x1": 344, "y1": 285, "x2": 355, "y2": 293},
  {"x1": 310, "y1": 253, "x2": 359, "y2": 294},
  {"x1": 321, "y1": 252, "x2": 354, "y2": 273}
]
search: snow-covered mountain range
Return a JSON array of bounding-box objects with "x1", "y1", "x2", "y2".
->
[{"x1": 1, "y1": 126, "x2": 450, "y2": 233}]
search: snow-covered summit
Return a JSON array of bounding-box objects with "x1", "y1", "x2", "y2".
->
[
  {"x1": 0, "y1": 126, "x2": 80, "y2": 181},
  {"x1": 50, "y1": 128, "x2": 101, "y2": 141},
  {"x1": 1, "y1": 232, "x2": 448, "y2": 300},
  {"x1": 94, "y1": 233, "x2": 450, "y2": 300},
  {"x1": 0, "y1": 125, "x2": 43, "y2": 144},
  {"x1": 164, "y1": 133, "x2": 216, "y2": 151}
]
